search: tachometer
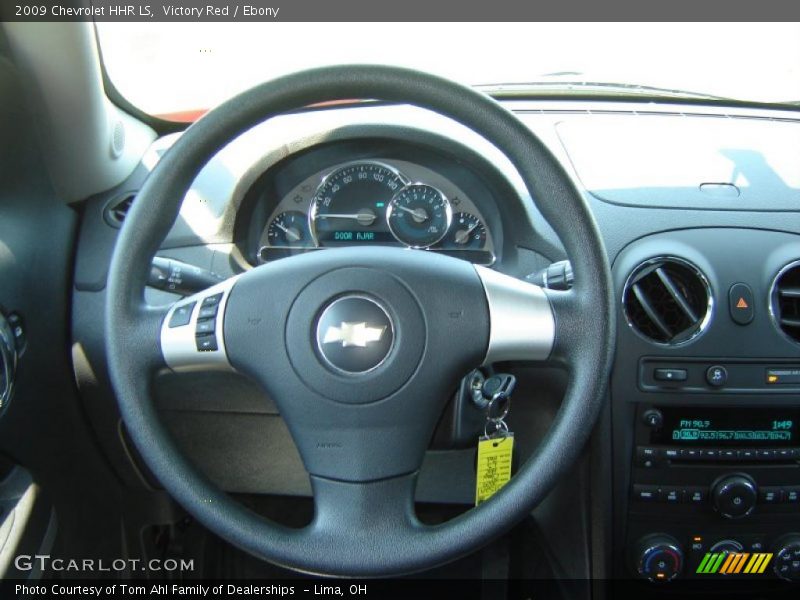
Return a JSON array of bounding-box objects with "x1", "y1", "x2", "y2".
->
[
  {"x1": 387, "y1": 184, "x2": 452, "y2": 248},
  {"x1": 309, "y1": 162, "x2": 407, "y2": 246}
]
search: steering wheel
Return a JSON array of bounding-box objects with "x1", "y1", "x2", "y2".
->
[{"x1": 106, "y1": 65, "x2": 614, "y2": 577}]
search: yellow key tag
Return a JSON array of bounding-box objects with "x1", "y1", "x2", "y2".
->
[{"x1": 475, "y1": 433, "x2": 514, "y2": 506}]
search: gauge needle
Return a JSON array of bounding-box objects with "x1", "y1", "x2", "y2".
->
[
  {"x1": 275, "y1": 221, "x2": 301, "y2": 242},
  {"x1": 319, "y1": 210, "x2": 377, "y2": 226},
  {"x1": 395, "y1": 205, "x2": 429, "y2": 223},
  {"x1": 454, "y1": 221, "x2": 479, "y2": 245}
]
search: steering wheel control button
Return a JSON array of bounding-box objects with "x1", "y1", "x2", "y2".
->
[
  {"x1": 195, "y1": 319, "x2": 216, "y2": 334},
  {"x1": 706, "y1": 365, "x2": 728, "y2": 387},
  {"x1": 161, "y1": 277, "x2": 236, "y2": 371},
  {"x1": 196, "y1": 334, "x2": 218, "y2": 352},
  {"x1": 198, "y1": 304, "x2": 219, "y2": 320},
  {"x1": 201, "y1": 293, "x2": 223, "y2": 307},
  {"x1": 653, "y1": 368, "x2": 687, "y2": 383},
  {"x1": 168, "y1": 302, "x2": 195, "y2": 328},
  {"x1": 729, "y1": 282, "x2": 755, "y2": 325},
  {"x1": 315, "y1": 295, "x2": 394, "y2": 374}
]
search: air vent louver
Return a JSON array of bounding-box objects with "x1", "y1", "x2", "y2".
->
[
  {"x1": 103, "y1": 193, "x2": 136, "y2": 228},
  {"x1": 623, "y1": 258, "x2": 711, "y2": 344},
  {"x1": 771, "y1": 261, "x2": 800, "y2": 343}
]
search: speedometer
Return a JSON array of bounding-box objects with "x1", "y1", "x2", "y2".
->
[{"x1": 309, "y1": 162, "x2": 408, "y2": 246}]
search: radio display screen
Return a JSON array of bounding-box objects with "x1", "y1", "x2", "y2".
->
[{"x1": 651, "y1": 408, "x2": 799, "y2": 447}]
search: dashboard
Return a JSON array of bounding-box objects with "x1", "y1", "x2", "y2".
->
[{"x1": 70, "y1": 97, "x2": 800, "y2": 585}]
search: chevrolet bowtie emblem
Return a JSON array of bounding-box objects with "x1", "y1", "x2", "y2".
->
[{"x1": 322, "y1": 322, "x2": 386, "y2": 348}]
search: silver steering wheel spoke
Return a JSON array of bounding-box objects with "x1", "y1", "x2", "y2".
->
[
  {"x1": 160, "y1": 276, "x2": 238, "y2": 372},
  {"x1": 474, "y1": 265, "x2": 555, "y2": 364}
]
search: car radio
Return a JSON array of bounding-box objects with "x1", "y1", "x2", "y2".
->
[{"x1": 626, "y1": 405, "x2": 800, "y2": 583}]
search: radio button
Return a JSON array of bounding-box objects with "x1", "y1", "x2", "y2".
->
[
  {"x1": 662, "y1": 488, "x2": 685, "y2": 504},
  {"x1": 720, "y1": 449, "x2": 737, "y2": 460},
  {"x1": 756, "y1": 449, "x2": 776, "y2": 460},
  {"x1": 663, "y1": 449, "x2": 680, "y2": 460},
  {"x1": 636, "y1": 447, "x2": 662, "y2": 468},
  {"x1": 778, "y1": 448, "x2": 796, "y2": 460},
  {"x1": 642, "y1": 408, "x2": 664, "y2": 428},
  {"x1": 680, "y1": 449, "x2": 701, "y2": 460},
  {"x1": 633, "y1": 485, "x2": 659, "y2": 503},
  {"x1": 760, "y1": 487, "x2": 784, "y2": 504},
  {"x1": 786, "y1": 488, "x2": 800, "y2": 503},
  {"x1": 701, "y1": 449, "x2": 720, "y2": 460},
  {"x1": 686, "y1": 487, "x2": 707, "y2": 504},
  {"x1": 739, "y1": 449, "x2": 757, "y2": 460}
]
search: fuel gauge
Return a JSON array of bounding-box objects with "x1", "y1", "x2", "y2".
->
[
  {"x1": 266, "y1": 211, "x2": 311, "y2": 247},
  {"x1": 442, "y1": 212, "x2": 487, "y2": 249}
]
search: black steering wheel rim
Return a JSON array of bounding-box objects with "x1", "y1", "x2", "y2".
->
[{"x1": 106, "y1": 65, "x2": 615, "y2": 576}]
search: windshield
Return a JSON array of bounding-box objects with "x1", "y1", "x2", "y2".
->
[{"x1": 95, "y1": 23, "x2": 800, "y2": 120}]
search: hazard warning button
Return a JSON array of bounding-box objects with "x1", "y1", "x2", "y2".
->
[{"x1": 729, "y1": 282, "x2": 754, "y2": 325}]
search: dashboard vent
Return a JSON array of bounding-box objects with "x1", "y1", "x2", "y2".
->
[
  {"x1": 103, "y1": 193, "x2": 136, "y2": 228},
  {"x1": 623, "y1": 258, "x2": 711, "y2": 344},
  {"x1": 771, "y1": 261, "x2": 800, "y2": 343}
]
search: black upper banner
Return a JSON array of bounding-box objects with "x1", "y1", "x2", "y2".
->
[{"x1": 2, "y1": 0, "x2": 800, "y2": 22}]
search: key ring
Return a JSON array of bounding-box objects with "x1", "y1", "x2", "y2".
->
[
  {"x1": 486, "y1": 393, "x2": 510, "y2": 423},
  {"x1": 484, "y1": 419, "x2": 510, "y2": 440}
]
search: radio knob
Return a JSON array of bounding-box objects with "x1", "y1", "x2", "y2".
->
[
  {"x1": 712, "y1": 474, "x2": 757, "y2": 519},
  {"x1": 773, "y1": 535, "x2": 800, "y2": 582},
  {"x1": 631, "y1": 534, "x2": 684, "y2": 582}
]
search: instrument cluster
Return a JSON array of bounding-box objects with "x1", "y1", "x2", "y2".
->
[{"x1": 257, "y1": 159, "x2": 495, "y2": 265}]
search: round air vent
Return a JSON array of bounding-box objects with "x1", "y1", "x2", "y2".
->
[
  {"x1": 103, "y1": 192, "x2": 137, "y2": 228},
  {"x1": 623, "y1": 257, "x2": 712, "y2": 345},
  {"x1": 770, "y1": 260, "x2": 800, "y2": 344}
]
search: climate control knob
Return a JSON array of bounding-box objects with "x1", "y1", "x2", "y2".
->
[
  {"x1": 631, "y1": 534, "x2": 684, "y2": 582},
  {"x1": 773, "y1": 535, "x2": 800, "y2": 582},
  {"x1": 709, "y1": 539, "x2": 744, "y2": 554},
  {"x1": 712, "y1": 474, "x2": 757, "y2": 519}
]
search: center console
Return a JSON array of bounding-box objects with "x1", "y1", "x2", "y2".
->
[
  {"x1": 628, "y1": 403, "x2": 800, "y2": 582},
  {"x1": 610, "y1": 229, "x2": 800, "y2": 588}
]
